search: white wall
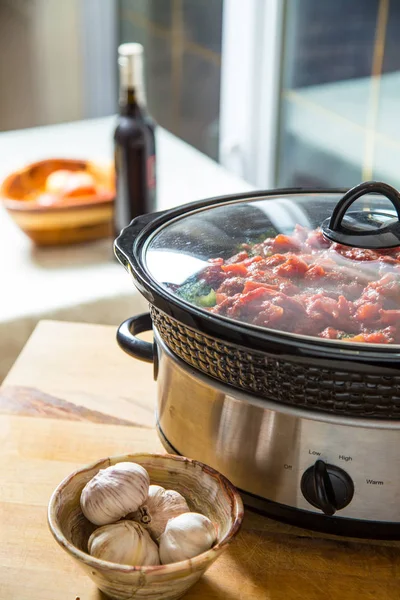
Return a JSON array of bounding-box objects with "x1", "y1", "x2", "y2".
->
[
  {"x1": 0, "y1": 1, "x2": 39, "y2": 130},
  {"x1": 31, "y1": 0, "x2": 84, "y2": 125},
  {"x1": 0, "y1": 0, "x2": 84, "y2": 130}
]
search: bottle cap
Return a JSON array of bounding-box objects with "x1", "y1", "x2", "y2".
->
[{"x1": 118, "y1": 43, "x2": 146, "y2": 105}]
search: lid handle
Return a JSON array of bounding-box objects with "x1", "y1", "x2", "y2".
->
[{"x1": 322, "y1": 181, "x2": 400, "y2": 249}]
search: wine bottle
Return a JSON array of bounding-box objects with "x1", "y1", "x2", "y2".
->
[{"x1": 114, "y1": 43, "x2": 157, "y2": 236}]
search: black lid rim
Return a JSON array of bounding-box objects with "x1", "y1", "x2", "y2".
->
[{"x1": 114, "y1": 187, "x2": 400, "y2": 360}]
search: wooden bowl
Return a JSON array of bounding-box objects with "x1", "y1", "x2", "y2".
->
[
  {"x1": 1, "y1": 158, "x2": 115, "y2": 245},
  {"x1": 48, "y1": 453, "x2": 243, "y2": 600}
]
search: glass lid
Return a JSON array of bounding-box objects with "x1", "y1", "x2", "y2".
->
[{"x1": 144, "y1": 182, "x2": 400, "y2": 345}]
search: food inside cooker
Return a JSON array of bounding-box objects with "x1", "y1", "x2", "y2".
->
[{"x1": 175, "y1": 225, "x2": 400, "y2": 344}]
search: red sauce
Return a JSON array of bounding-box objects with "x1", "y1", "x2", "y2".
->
[{"x1": 202, "y1": 225, "x2": 400, "y2": 344}]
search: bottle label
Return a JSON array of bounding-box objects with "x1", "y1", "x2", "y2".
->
[{"x1": 147, "y1": 154, "x2": 156, "y2": 190}]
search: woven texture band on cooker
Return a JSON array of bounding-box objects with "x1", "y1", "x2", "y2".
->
[{"x1": 150, "y1": 306, "x2": 400, "y2": 419}]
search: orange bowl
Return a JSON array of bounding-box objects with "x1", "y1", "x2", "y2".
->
[{"x1": 1, "y1": 158, "x2": 115, "y2": 246}]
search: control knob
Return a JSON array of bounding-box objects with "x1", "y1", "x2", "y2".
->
[{"x1": 301, "y1": 460, "x2": 354, "y2": 516}]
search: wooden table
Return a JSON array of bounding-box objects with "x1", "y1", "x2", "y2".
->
[{"x1": 1, "y1": 320, "x2": 400, "y2": 599}]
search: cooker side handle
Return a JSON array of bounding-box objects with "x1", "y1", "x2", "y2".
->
[
  {"x1": 117, "y1": 313, "x2": 158, "y2": 378},
  {"x1": 114, "y1": 209, "x2": 169, "y2": 268}
]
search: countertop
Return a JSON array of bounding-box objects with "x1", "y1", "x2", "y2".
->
[
  {"x1": 0, "y1": 117, "x2": 253, "y2": 379},
  {"x1": 0, "y1": 319, "x2": 399, "y2": 599}
]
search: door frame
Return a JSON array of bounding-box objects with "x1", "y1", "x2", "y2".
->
[
  {"x1": 79, "y1": 0, "x2": 118, "y2": 119},
  {"x1": 219, "y1": 0, "x2": 284, "y2": 187}
]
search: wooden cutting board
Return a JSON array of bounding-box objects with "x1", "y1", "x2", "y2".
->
[{"x1": 1, "y1": 320, "x2": 400, "y2": 600}]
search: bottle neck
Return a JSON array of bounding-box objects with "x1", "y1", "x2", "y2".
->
[
  {"x1": 119, "y1": 87, "x2": 146, "y2": 118},
  {"x1": 118, "y1": 46, "x2": 147, "y2": 117}
]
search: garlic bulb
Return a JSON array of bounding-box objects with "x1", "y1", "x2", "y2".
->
[
  {"x1": 88, "y1": 521, "x2": 160, "y2": 566},
  {"x1": 132, "y1": 484, "x2": 189, "y2": 540},
  {"x1": 81, "y1": 462, "x2": 150, "y2": 525},
  {"x1": 159, "y1": 512, "x2": 217, "y2": 564}
]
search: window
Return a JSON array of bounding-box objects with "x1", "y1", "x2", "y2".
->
[
  {"x1": 118, "y1": 0, "x2": 224, "y2": 161},
  {"x1": 277, "y1": 0, "x2": 400, "y2": 190}
]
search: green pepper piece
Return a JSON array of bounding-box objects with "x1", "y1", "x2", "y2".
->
[{"x1": 198, "y1": 289, "x2": 217, "y2": 307}]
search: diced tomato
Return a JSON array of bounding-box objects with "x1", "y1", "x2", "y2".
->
[
  {"x1": 263, "y1": 254, "x2": 288, "y2": 267},
  {"x1": 355, "y1": 303, "x2": 381, "y2": 322},
  {"x1": 270, "y1": 234, "x2": 301, "y2": 253},
  {"x1": 274, "y1": 256, "x2": 309, "y2": 278},
  {"x1": 244, "y1": 255, "x2": 263, "y2": 266},
  {"x1": 221, "y1": 263, "x2": 248, "y2": 276},
  {"x1": 226, "y1": 251, "x2": 249, "y2": 264},
  {"x1": 237, "y1": 287, "x2": 276, "y2": 304},
  {"x1": 304, "y1": 265, "x2": 325, "y2": 281},
  {"x1": 242, "y1": 280, "x2": 279, "y2": 294}
]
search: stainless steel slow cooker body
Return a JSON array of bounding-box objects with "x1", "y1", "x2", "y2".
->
[
  {"x1": 115, "y1": 182, "x2": 400, "y2": 538},
  {"x1": 117, "y1": 314, "x2": 400, "y2": 539},
  {"x1": 156, "y1": 329, "x2": 400, "y2": 532}
]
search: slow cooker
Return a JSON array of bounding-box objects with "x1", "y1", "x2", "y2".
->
[{"x1": 114, "y1": 180, "x2": 400, "y2": 539}]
